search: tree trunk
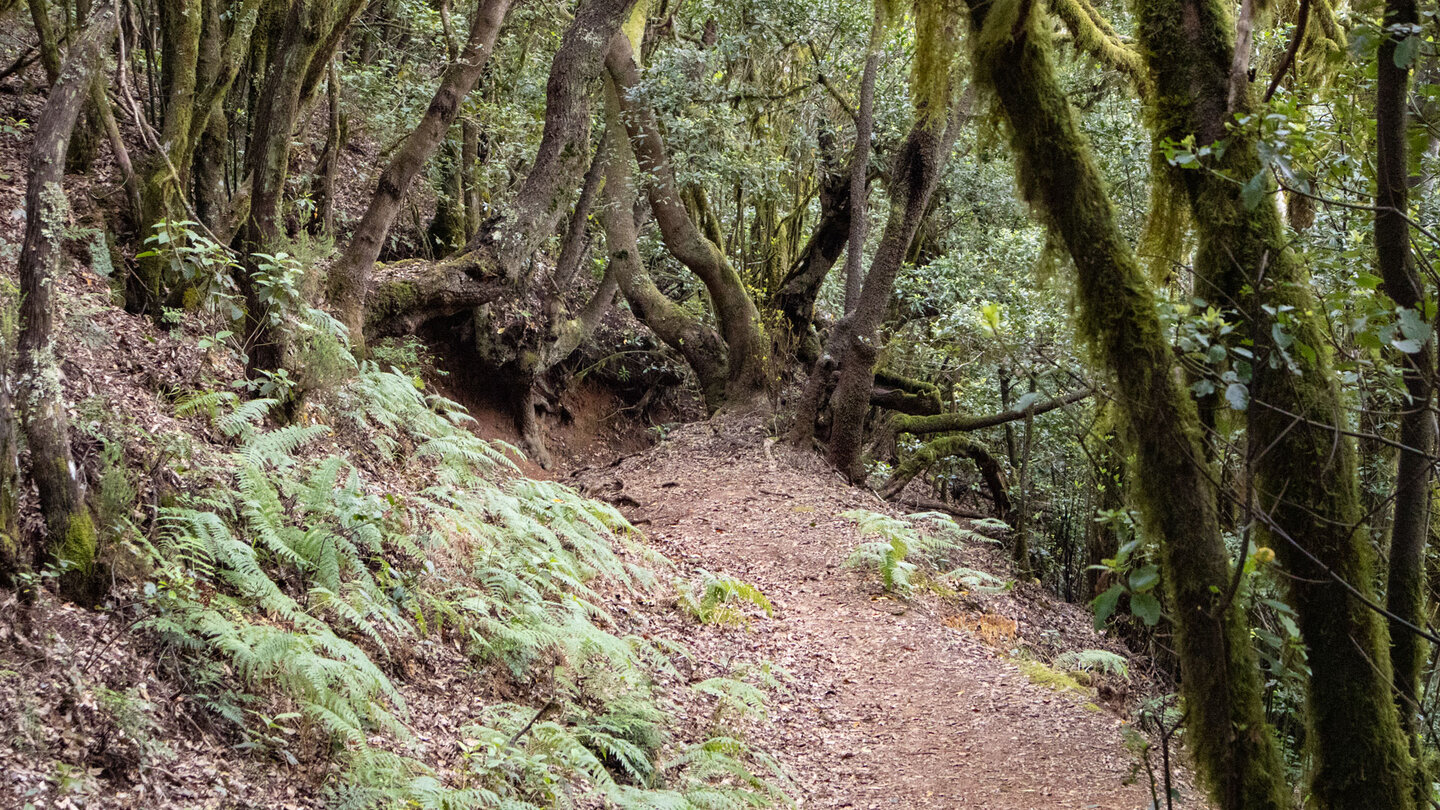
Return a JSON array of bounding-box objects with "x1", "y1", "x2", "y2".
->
[
  {"x1": 1134, "y1": 0, "x2": 1420, "y2": 802},
  {"x1": 968, "y1": 0, "x2": 1289, "y2": 806},
  {"x1": 479, "y1": 0, "x2": 634, "y2": 277},
  {"x1": 606, "y1": 31, "x2": 770, "y2": 410},
  {"x1": 327, "y1": 0, "x2": 511, "y2": 350},
  {"x1": 17, "y1": 4, "x2": 116, "y2": 602},
  {"x1": 237, "y1": 0, "x2": 365, "y2": 374},
  {"x1": 878, "y1": 433, "x2": 1011, "y2": 520},
  {"x1": 26, "y1": 0, "x2": 62, "y2": 85},
  {"x1": 773, "y1": 127, "x2": 849, "y2": 364},
  {"x1": 600, "y1": 85, "x2": 729, "y2": 409},
  {"x1": 823, "y1": 89, "x2": 964, "y2": 480},
  {"x1": 843, "y1": 43, "x2": 879, "y2": 314},
  {"x1": 461, "y1": 118, "x2": 482, "y2": 240},
  {"x1": 425, "y1": 136, "x2": 468, "y2": 256},
  {"x1": 1377, "y1": 0, "x2": 1434, "y2": 790},
  {"x1": 309, "y1": 56, "x2": 342, "y2": 236},
  {"x1": 128, "y1": 0, "x2": 264, "y2": 312}
]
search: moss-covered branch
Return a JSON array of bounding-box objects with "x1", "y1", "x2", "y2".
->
[
  {"x1": 1135, "y1": 0, "x2": 1418, "y2": 800},
  {"x1": 967, "y1": 0, "x2": 1289, "y2": 805},
  {"x1": 363, "y1": 255, "x2": 507, "y2": 338},
  {"x1": 878, "y1": 434, "x2": 1011, "y2": 519},
  {"x1": 892, "y1": 388, "x2": 1090, "y2": 435},
  {"x1": 871, "y1": 370, "x2": 943, "y2": 415},
  {"x1": 1046, "y1": 0, "x2": 1145, "y2": 88}
]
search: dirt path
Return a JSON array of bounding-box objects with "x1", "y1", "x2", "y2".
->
[{"x1": 578, "y1": 421, "x2": 1185, "y2": 809}]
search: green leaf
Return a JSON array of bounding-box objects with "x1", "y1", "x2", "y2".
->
[
  {"x1": 1128, "y1": 564, "x2": 1160, "y2": 593},
  {"x1": 1225, "y1": 382, "x2": 1250, "y2": 411},
  {"x1": 1240, "y1": 170, "x2": 1267, "y2": 211},
  {"x1": 1395, "y1": 34, "x2": 1421, "y2": 68},
  {"x1": 1092, "y1": 584, "x2": 1124, "y2": 631},
  {"x1": 1131, "y1": 592, "x2": 1162, "y2": 626},
  {"x1": 1397, "y1": 306, "x2": 1429, "y2": 341}
]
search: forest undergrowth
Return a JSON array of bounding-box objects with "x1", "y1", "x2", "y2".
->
[{"x1": 0, "y1": 255, "x2": 794, "y2": 807}]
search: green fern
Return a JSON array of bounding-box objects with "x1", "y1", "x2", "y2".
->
[
  {"x1": 1054, "y1": 649, "x2": 1131, "y2": 681},
  {"x1": 943, "y1": 566, "x2": 1012, "y2": 593},
  {"x1": 843, "y1": 509, "x2": 997, "y2": 594},
  {"x1": 134, "y1": 366, "x2": 792, "y2": 807},
  {"x1": 677, "y1": 572, "x2": 774, "y2": 627}
]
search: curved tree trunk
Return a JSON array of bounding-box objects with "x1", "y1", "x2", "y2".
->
[
  {"x1": 606, "y1": 31, "x2": 770, "y2": 410},
  {"x1": 17, "y1": 4, "x2": 116, "y2": 602},
  {"x1": 1134, "y1": 0, "x2": 1420, "y2": 803},
  {"x1": 968, "y1": 0, "x2": 1289, "y2": 806},
  {"x1": 773, "y1": 143, "x2": 849, "y2": 365},
  {"x1": 600, "y1": 85, "x2": 729, "y2": 409},
  {"x1": 878, "y1": 433, "x2": 1011, "y2": 519},
  {"x1": 328, "y1": 0, "x2": 513, "y2": 349}
]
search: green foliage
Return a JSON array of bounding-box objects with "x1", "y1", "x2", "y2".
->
[
  {"x1": 134, "y1": 366, "x2": 789, "y2": 806},
  {"x1": 135, "y1": 219, "x2": 242, "y2": 319},
  {"x1": 676, "y1": 571, "x2": 774, "y2": 627},
  {"x1": 1054, "y1": 649, "x2": 1130, "y2": 681},
  {"x1": 842, "y1": 509, "x2": 988, "y2": 593},
  {"x1": 1087, "y1": 510, "x2": 1163, "y2": 630}
]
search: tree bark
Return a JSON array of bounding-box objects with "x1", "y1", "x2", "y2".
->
[
  {"x1": 878, "y1": 433, "x2": 1011, "y2": 520},
  {"x1": 1134, "y1": 0, "x2": 1420, "y2": 802},
  {"x1": 843, "y1": 45, "x2": 879, "y2": 314},
  {"x1": 600, "y1": 85, "x2": 729, "y2": 409},
  {"x1": 26, "y1": 0, "x2": 62, "y2": 85},
  {"x1": 773, "y1": 131, "x2": 849, "y2": 365},
  {"x1": 474, "y1": 0, "x2": 634, "y2": 277},
  {"x1": 606, "y1": 31, "x2": 770, "y2": 409},
  {"x1": 17, "y1": 4, "x2": 116, "y2": 602},
  {"x1": 1376, "y1": 0, "x2": 1435, "y2": 789},
  {"x1": 823, "y1": 88, "x2": 964, "y2": 480},
  {"x1": 969, "y1": 0, "x2": 1289, "y2": 806},
  {"x1": 236, "y1": 0, "x2": 365, "y2": 374},
  {"x1": 892, "y1": 388, "x2": 1091, "y2": 435},
  {"x1": 127, "y1": 0, "x2": 265, "y2": 312},
  {"x1": 328, "y1": 0, "x2": 513, "y2": 349},
  {"x1": 309, "y1": 56, "x2": 342, "y2": 236}
]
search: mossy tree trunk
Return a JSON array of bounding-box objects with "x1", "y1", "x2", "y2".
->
[
  {"x1": 327, "y1": 0, "x2": 514, "y2": 349},
  {"x1": 426, "y1": 136, "x2": 469, "y2": 257},
  {"x1": 26, "y1": 0, "x2": 62, "y2": 85},
  {"x1": 128, "y1": 0, "x2": 265, "y2": 314},
  {"x1": 17, "y1": 4, "x2": 116, "y2": 602},
  {"x1": 463, "y1": 0, "x2": 634, "y2": 466},
  {"x1": 1377, "y1": 0, "x2": 1434, "y2": 789},
  {"x1": 966, "y1": 0, "x2": 1290, "y2": 806},
  {"x1": 843, "y1": 12, "x2": 882, "y2": 315},
  {"x1": 878, "y1": 433, "x2": 1011, "y2": 517},
  {"x1": 803, "y1": 5, "x2": 964, "y2": 479},
  {"x1": 606, "y1": 29, "x2": 771, "y2": 411},
  {"x1": 1133, "y1": 0, "x2": 1420, "y2": 802},
  {"x1": 236, "y1": 0, "x2": 365, "y2": 375},
  {"x1": 600, "y1": 84, "x2": 729, "y2": 410},
  {"x1": 309, "y1": 57, "x2": 342, "y2": 237}
]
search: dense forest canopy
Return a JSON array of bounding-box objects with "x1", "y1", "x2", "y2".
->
[{"x1": 5, "y1": 0, "x2": 1440, "y2": 805}]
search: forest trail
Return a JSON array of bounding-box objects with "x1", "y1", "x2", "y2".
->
[{"x1": 572, "y1": 419, "x2": 1183, "y2": 809}]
